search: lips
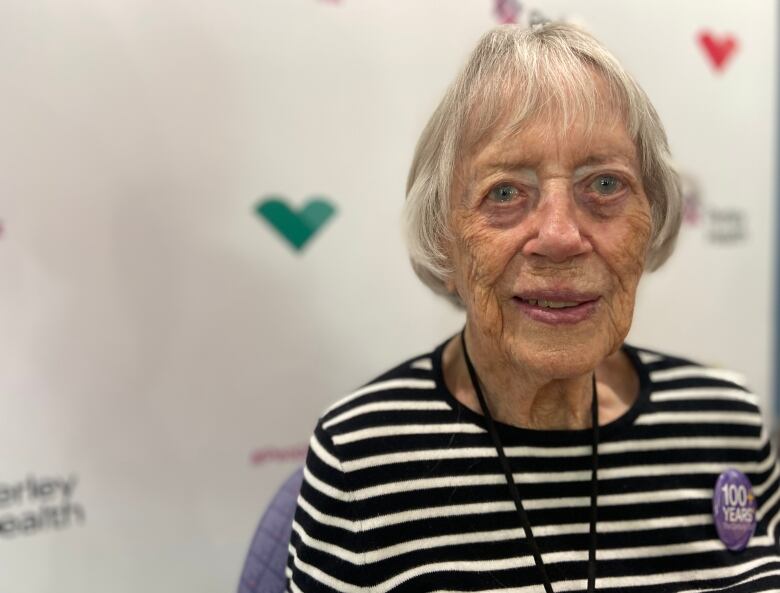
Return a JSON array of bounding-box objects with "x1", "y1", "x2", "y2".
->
[{"x1": 513, "y1": 291, "x2": 600, "y2": 325}]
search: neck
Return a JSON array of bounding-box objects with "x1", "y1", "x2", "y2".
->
[{"x1": 442, "y1": 330, "x2": 637, "y2": 430}]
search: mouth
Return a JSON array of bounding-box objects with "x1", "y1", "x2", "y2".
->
[
  {"x1": 517, "y1": 298, "x2": 583, "y2": 309},
  {"x1": 512, "y1": 292, "x2": 600, "y2": 325}
]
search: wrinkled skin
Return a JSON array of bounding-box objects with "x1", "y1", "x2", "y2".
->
[{"x1": 443, "y1": 106, "x2": 652, "y2": 429}]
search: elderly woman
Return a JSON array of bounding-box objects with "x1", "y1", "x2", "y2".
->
[{"x1": 286, "y1": 23, "x2": 780, "y2": 592}]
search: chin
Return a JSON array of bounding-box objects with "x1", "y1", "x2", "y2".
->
[
  {"x1": 519, "y1": 349, "x2": 603, "y2": 378},
  {"x1": 497, "y1": 301, "x2": 628, "y2": 376},
  {"x1": 505, "y1": 332, "x2": 614, "y2": 379}
]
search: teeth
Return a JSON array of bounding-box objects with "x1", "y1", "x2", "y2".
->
[{"x1": 525, "y1": 299, "x2": 579, "y2": 309}]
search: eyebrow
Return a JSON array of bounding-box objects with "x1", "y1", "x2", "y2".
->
[
  {"x1": 580, "y1": 153, "x2": 636, "y2": 167},
  {"x1": 476, "y1": 158, "x2": 536, "y2": 174},
  {"x1": 478, "y1": 152, "x2": 637, "y2": 174}
]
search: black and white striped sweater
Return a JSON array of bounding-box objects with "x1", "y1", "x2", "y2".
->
[{"x1": 287, "y1": 340, "x2": 780, "y2": 592}]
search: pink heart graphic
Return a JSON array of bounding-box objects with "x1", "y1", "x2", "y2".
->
[
  {"x1": 698, "y1": 31, "x2": 738, "y2": 72},
  {"x1": 494, "y1": 0, "x2": 521, "y2": 24}
]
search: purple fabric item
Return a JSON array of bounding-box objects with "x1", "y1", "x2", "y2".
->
[{"x1": 238, "y1": 467, "x2": 304, "y2": 593}]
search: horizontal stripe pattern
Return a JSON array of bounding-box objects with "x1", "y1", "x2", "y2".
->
[{"x1": 288, "y1": 343, "x2": 780, "y2": 592}]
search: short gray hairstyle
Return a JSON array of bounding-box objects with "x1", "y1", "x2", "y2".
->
[{"x1": 403, "y1": 23, "x2": 682, "y2": 306}]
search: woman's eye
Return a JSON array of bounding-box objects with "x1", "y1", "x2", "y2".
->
[
  {"x1": 588, "y1": 174, "x2": 623, "y2": 196},
  {"x1": 488, "y1": 184, "x2": 520, "y2": 203}
]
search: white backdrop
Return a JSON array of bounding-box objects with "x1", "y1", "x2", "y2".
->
[{"x1": 0, "y1": 1, "x2": 775, "y2": 592}]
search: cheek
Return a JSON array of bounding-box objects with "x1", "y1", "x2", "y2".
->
[
  {"x1": 605, "y1": 208, "x2": 653, "y2": 304},
  {"x1": 453, "y1": 218, "x2": 517, "y2": 293},
  {"x1": 448, "y1": 216, "x2": 520, "y2": 329}
]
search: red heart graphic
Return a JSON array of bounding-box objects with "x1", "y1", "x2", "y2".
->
[{"x1": 698, "y1": 31, "x2": 738, "y2": 72}]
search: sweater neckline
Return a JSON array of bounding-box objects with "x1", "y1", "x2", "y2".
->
[{"x1": 431, "y1": 336, "x2": 652, "y2": 446}]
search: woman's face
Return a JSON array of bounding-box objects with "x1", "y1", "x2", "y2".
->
[{"x1": 447, "y1": 106, "x2": 652, "y2": 378}]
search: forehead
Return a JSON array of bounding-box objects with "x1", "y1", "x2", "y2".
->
[
  {"x1": 468, "y1": 113, "x2": 638, "y2": 172},
  {"x1": 458, "y1": 67, "x2": 638, "y2": 172}
]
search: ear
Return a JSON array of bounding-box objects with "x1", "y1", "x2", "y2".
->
[{"x1": 444, "y1": 273, "x2": 457, "y2": 295}]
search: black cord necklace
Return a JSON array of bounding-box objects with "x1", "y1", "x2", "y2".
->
[{"x1": 460, "y1": 330, "x2": 599, "y2": 593}]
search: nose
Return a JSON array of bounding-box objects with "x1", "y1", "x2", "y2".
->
[{"x1": 522, "y1": 185, "x2": 591, "y2": 262}]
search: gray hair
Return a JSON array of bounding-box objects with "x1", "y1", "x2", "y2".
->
[{"x1": 403, "y1": 23, "x2": 682, "y2": 306}]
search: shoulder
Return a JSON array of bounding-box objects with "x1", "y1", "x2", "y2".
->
[
  {"x1": 316, "y1": 344, "x2": 451, "y2": 441},
  {"x1": 625, "y1": 343, "x2": 763, "y2": 419},
  {"x1": 627, "y1": 344, "x2": 752, "y2": 391},
  {"x1": 301, "y1": 341, "x2": 457, "y2": 491}
]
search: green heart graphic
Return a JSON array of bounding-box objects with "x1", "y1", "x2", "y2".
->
[{"x1": 256, "y1": 197, "x2": 336, "y2": 250}]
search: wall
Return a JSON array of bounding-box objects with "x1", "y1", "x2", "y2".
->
[{"x1": 0, "y1": 1, "x2": 775, "y2": 591}]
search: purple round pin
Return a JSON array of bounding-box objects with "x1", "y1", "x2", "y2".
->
[{"x1": 713, "y1": 469, "x2": 757, "y2": 551}]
